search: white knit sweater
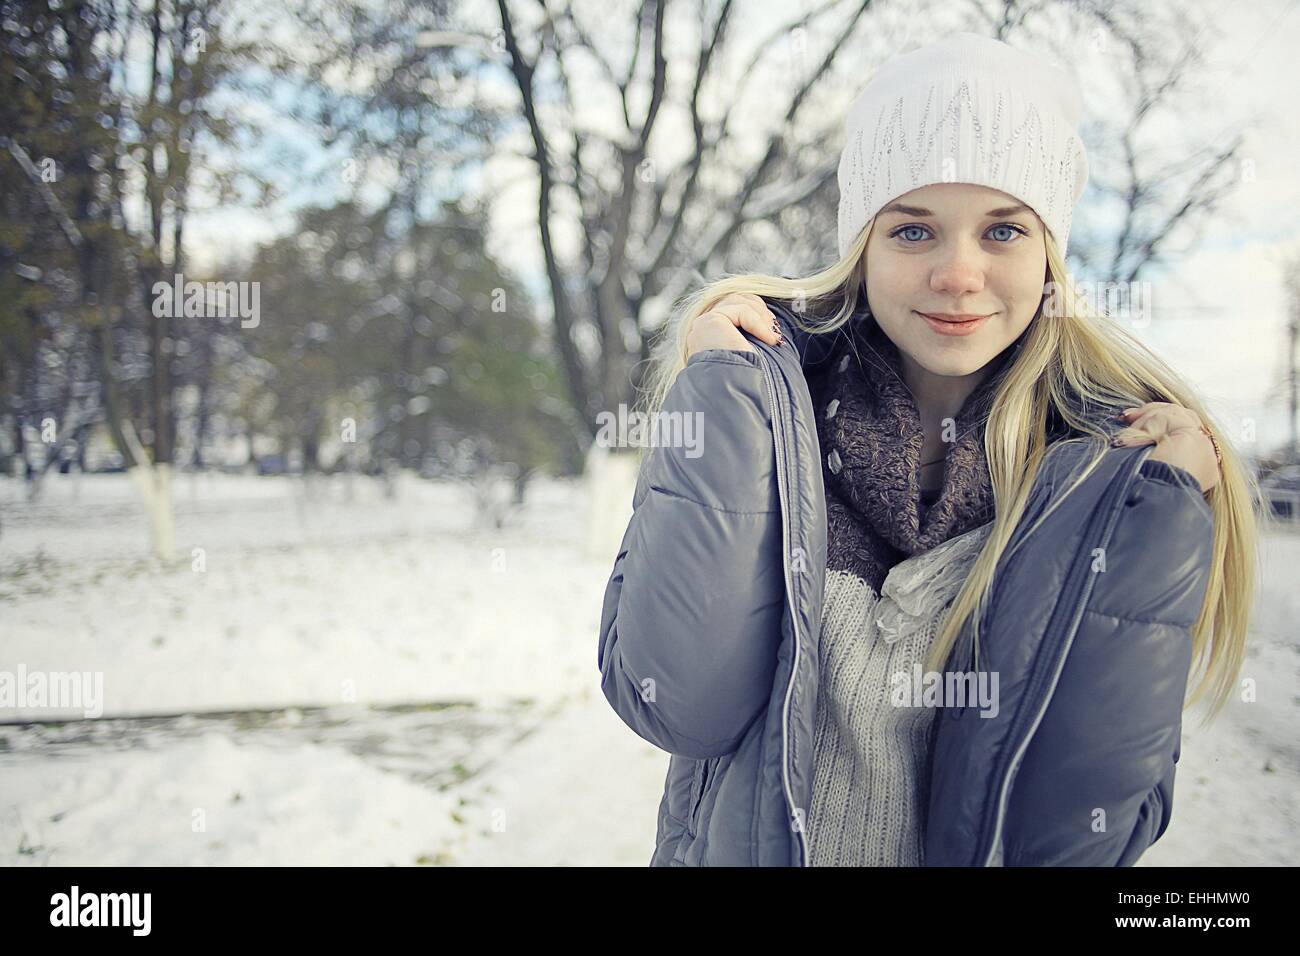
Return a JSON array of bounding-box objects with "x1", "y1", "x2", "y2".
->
[{"x1": 805, "y1": 519, "x2": 994, "y2": 866}]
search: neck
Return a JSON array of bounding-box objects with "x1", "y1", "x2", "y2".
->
[
  {"x1": 899, "y1": 353, "x2": 993, "y2": 435},
  {"x1": 897, "y1": 352, "x2": 998, "y2": 490}
]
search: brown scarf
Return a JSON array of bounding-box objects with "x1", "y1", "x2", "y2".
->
[{"x1": 808, "y1": 315, "x2": 1013, "y2": 594}]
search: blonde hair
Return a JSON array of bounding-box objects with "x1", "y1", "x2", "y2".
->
[{"x1": 635, "y1": 219, "x2": 1262, "y2": 726}]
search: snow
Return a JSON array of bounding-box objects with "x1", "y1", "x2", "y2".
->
[
  {"x1": 4, "y1": 732, "x2": 463, "y2": 866},
  {"x1": 0, "y1": 472, "x2": 1295, "y2": 865},
  {"x1": 1138, "y1": 529, "x2": 1300, "y2": 867},
  {"x1": 1, "y1": 470, "x2": 669, "y2": 866},
  {"x1": 445, "y1": 688, "x2": 667, "y2": 867},
  {"x1": 1, "y1": 472, "x2": 604, "y2": 717}
]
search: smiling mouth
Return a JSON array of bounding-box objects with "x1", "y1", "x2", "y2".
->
[
  {"x1": 918, "y1": 311, "x2": 993, "y2": 323},
  {"x1": 915, "y1": 310, "x2": 994, "y2": 336}
]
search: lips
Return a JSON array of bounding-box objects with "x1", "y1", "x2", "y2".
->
[{"x1": 916, "y1": 310, "x2": 992, "y2": 337}]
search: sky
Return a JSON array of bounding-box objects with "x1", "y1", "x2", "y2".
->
[
  {"x1": 182, "y1": 0, "x2": 1300, "y2": 460},
  {"x1": 1105, "y1": 0, "x2": 1300, "y2": 459}
]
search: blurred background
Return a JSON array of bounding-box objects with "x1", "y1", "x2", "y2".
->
[{"x1": 0, "y1": 0, "x2": 1297, "y2": 866}]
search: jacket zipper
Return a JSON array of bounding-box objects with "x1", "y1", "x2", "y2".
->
[
  {"x1": 754, "y1": 344, "x2": 810, "y2": 867},
  {"x1": 975, "y1": 444, "x2": 1153, "y2": 865}
]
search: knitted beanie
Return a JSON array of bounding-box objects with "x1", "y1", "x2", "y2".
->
[{"x1": 836, "y1": 31, "x2": 1089, "y2": 260}]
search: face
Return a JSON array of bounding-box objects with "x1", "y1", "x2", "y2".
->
[{"x1": 863, "y1": 182, "x2": 1048, "y2": 387}]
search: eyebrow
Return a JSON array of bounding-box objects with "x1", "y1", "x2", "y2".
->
[{"x1": 879, "y1": 202, "x2": 1034, "y2": 218}]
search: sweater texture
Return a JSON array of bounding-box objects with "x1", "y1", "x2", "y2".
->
[{"x1": 803, "y1": 316, "x2": 1008, "y2": 866}]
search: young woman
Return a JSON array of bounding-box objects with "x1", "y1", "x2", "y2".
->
[{"x1": 597, "y1": 32, "x2": 1260, "y2": 867}]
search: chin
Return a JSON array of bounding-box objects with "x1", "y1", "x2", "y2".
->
[
  {"x1": 926, "y1": 358, "x2": 989, "y2": 379},
  {"x1": 907, "y1": 340, "x2": 994, "y2": 378}
]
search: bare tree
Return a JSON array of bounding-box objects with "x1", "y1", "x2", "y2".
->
[
  {"x1": 483, "y1": 0, "x2": 1250, "y2": 437},
  {"x1": 494, "y1": 0, "x2": 874, "y2": 428},
  {"x1": 1, "y1": 0, "x2": 253, "y2": 558},
  {"x1": 1044, "y1": 0, "x2": 1246, "y2": 284}
]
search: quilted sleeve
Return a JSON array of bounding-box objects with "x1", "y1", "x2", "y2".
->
[{"x1": 596, "y1": 347, "x2": 787, "y2": 759}]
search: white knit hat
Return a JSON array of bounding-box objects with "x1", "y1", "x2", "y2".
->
[{"x1": 836, "y1": 31, "x2": 1089, "y2": 260}]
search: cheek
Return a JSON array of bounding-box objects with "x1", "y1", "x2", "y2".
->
[
  {"x1": 864, "y1": 247, "x2": 919, "y2": 306},
  {"x1": 1019, "y1": 281, "x2": 1049, "y2": 323},
  {"x1": 1000, "y1": 256, "x2": 1049, "y2": 322}
]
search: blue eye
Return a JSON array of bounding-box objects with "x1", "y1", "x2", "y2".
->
[
  {"x1": 892, "y1": 225, "x2": 930, "y2": 243},
  {"x1": 988, "y1": 223, "x2": 1026, "y2": 242},
  {"x1": 888, "y1": 222, "x2": 1028, "y2": 244}
]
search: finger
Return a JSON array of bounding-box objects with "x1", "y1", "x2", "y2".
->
[
  {"x1": 686, "y1": 306, "x2": 755, "y2": 354},
  {"x1": 1115, "y1": 404, "x2": 1156, "y2": 441},
  {"x1": 1113, "y1": 408, "x2": 1202, "y2": 448},
  {"x1": 737, "y1": 292, "x2": 774, "y2": 317},
  {"x1": 728, "y1": 295, "x2": 782, "y2": 344},
  {"x1": 1119, "y1": 403, "x2": 1197, "y2": 439},
  {"x1": 1114, "y1": 406, "x2": 1164, "y2": 443},
  {"x1": 707, "y1": 296, "x2": 782, "y2": 345},
  {"x1": 1118, "y1": 413, "x2": 1172, "y2": 441},
  {"x1": 1121, "y1": 401, "x2": 1195, "y2": 423},
  {"x1": 1118, "y1": 402, "x2": 1163, "y2": 423},
  {"x1": 1111, "y1": 427, "x2": 1156, "y2": 446},
  {"x1": 739, "y1": 299, "x2": 783, "y2": 345},
  {"x1": 700, "y1": 300, "x2": 757, "y2": 337},
  {"x1": 684, "y1": 313, "x2": 754, "y2": 356}
]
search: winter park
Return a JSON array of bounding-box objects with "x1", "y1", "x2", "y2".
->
[{"x1": 3, "y1": 0, "x2": 1299, "y2": 874}]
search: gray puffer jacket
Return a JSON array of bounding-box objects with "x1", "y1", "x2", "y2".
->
[{"x1": 597, "y1": 299, "x2": 1215, "y2": 866}]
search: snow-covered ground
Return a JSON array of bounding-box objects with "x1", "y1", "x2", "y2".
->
[
  {"x1": 0, "y1": 473, "x2": 1295, "y2": 865},
  {"x1": 0, "y1": 471, "x2": 668, "y2": 866},
  {"x1": 1, "y1": 471, "x2": 620, "y2": 717}
]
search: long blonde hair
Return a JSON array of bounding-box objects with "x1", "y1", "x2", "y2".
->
[{"x1": 636, "y1": 219, "x2": 1262, "y2": 726}]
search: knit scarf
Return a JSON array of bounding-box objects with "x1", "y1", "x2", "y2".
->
[{"x1": 809, "y1": 316, "x2": 1013, "y2": 595}]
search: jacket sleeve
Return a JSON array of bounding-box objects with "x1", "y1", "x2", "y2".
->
[
  {"x1": 596, "y1": 346, "x2": 787, "y2": 759},
  {"x1": 1002, "y1": 456, "x2": 1214, "y2": 866}
]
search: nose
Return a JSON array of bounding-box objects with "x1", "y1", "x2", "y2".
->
[{"x1": 929, "y1": 238, "x2": 986, "y2": 297}]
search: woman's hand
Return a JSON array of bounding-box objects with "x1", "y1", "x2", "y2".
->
[
  {"x1": 685, "y1": 293, "x2": 784, "y2": 358},
  {"x1": 1111, "y1": 402, "x2": 1221, "y2": 494}
]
